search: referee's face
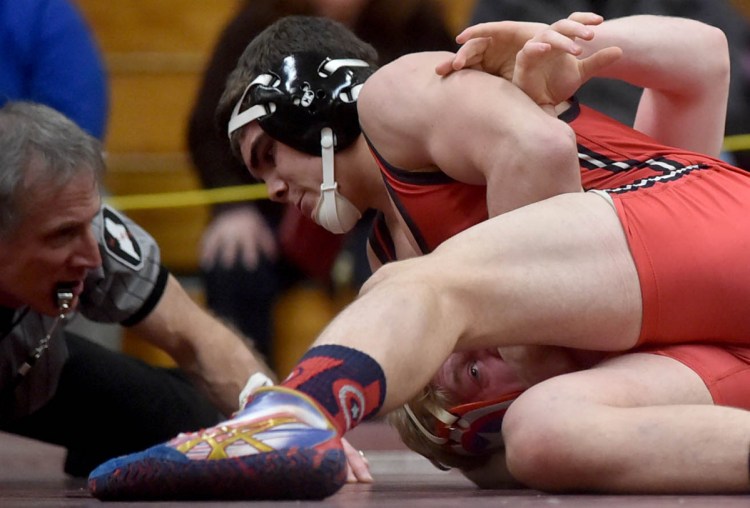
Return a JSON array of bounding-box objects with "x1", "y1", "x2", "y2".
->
[{"x1": 0, "y1": 171, "x2": 102, "y2": 316}]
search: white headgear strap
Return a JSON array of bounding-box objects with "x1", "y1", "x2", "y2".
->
[
  {"x1": 227, "y1": 74, "x2": 278, "y2": 138},
  {"x1": 312, "y1": 127, "x2": 361, "y2": 234}
]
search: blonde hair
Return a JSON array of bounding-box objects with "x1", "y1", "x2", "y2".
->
[{"x1": 388, "y1": 383, "x2": 494, "y2": 471}]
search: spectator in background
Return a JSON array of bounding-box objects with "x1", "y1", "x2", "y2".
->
[
  {"x1": 469, "y1": 0, "x2": 750, "y2": 165},
  {"x1": 187, "y1": 0, "x2": 458, "y2": 368},
  {"x1": 0, "y1": 0, "x2": 109, "y2": 139}
]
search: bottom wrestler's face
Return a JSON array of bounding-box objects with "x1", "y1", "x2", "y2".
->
[
  {"x1": 0, "y1": 171, "x2": 102, "y2": 316},
  {"x1": 432, "y1": 348, "x2": 528, "y2": 405},
  {"x1": 238, "y1": 122, "x2": 328, "y2": 222}
]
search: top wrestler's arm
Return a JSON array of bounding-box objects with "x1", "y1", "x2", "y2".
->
[
  {"x1": 358, "y1": 51, "x2": 580, "y2": 218},
  {"x1": 129, "y1": 274, "x2": 277, "y2": 415},
  {"x1": 576, "y1": 15, "x2": 729, "y2": 157},
  {"x1": 448, "y1": 14, "x2": 729, "y2": 156}
]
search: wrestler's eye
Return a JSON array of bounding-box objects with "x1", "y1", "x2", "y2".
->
[
  {"x1": 250, "y1": 136, "x2": 275, "y2": 175},
  {"x1": 264, "y1": 143, "x2": 275, "y2": 165},
  {"x1": 259, "y1": 141, "x2": 275, "y2": 169},
  {"x1": 469, "y1": 362, "x2": 479, "y2": 379}
]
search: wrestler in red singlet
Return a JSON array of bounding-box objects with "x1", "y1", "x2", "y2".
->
[{"x1": 366, "y1": 98, "x2": 750, "y2": 409}]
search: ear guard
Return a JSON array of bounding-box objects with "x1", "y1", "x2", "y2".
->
[
  {"x1": 404, "y1": 390, "x2": 523, "y2": 467},
  {"x1": 227, "y1": 52, "x2": 373, "y2": 155}
]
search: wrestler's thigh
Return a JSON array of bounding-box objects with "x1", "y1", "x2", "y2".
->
[
  {"x1": 422, "y1": 192, "x2": 642, "y2": 352},
  {"x1": 506, "y1": 352, "x2": 712, "y2": 428}
]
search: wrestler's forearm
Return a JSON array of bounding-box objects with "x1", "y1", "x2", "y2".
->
[{"x1": 583, "y1": 15, "x2": 729, "y2": 155}]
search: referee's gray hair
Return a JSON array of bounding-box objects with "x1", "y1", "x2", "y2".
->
[{"x1": 0, "y1": 102, "x2": 105, "y2": 238}]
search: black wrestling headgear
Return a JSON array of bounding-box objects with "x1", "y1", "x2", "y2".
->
[{"x1": 227, "y1": 52, "x2": 373, "y2": 155}]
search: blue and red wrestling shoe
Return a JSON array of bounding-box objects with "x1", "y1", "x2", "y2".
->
[{"x1": 88, "y1": 386, "x2": 347, "y2": 501}]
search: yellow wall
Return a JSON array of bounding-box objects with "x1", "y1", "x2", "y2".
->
[{"x1": 75, "y1": 0, "x2": 242, "y2": 272}]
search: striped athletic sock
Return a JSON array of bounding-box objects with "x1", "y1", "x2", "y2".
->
[{"x1": 281, "y1": 344, "x2": 386, "y2": 434}]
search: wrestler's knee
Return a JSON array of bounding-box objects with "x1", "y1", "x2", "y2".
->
[
  {"x1": 503, "y1": 384, "x2": 589, "y2": 491},
  {"x1": 360, "y1": 256, "x2": 454, "y2": 299},
  {"x1": 359, "y1": 258, "x2": 410, "y2": 295}
]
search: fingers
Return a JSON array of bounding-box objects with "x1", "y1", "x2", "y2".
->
[
  {"x1": 434, "y1": 57, "x2": 455, "y2": 76},
  {"x1": 221, "y1": 241, "x2": 246, "y2": 270},
  {"x1": 255, "y1": 225, "x2": 278, "y2": 261},
  {"x1": 531, "y1": 27, "x2": 584, "y2": 56},
  {"x1": 518, "y1": 41, "x2": 552, "y2": 58},
  {"x1": 342, "y1": 438, "x2": 374, "y2": 483},
  {"x1": 579, "y1": 46, "x2": 623, "y2": 80},
  {"x1": 347, "y1": 450, "x2": 372, "y2": 483},
  {"x1": 529, "y1": 14, "x2": 612, "y2": 55},
  {"x1": 199, "y1": 228, "x2": 221, "y2": 268},
  {"x1": 441, "y1": 13, "x2": 608, "y2": 78},
  {"x1": 455, "y1": 21, "x2": 505, "y2": 45},
  {"x1": 458, "y1": 38, "x2": 492, "y2": 68},
  {"x1": 434, "y1": 51, "x2": 468, "y2": 76},
  {"x1": 456, "y1": 13, "x2": 603, "y2": 45},
  {"x1": 567, "y1": 11, "x2": 604, "y2": 26},
  {"x1": 435, "y1": 38, "x2": 490, "y2": 75},
  {"x1": 527, "y1": 20, "x2": 622, "y2": 76},
  {"x1": 547, "y1": 18, "x2": 595, "y2": 43}
]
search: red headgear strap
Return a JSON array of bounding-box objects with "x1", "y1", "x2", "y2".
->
[{"x1": 404, "y1": 390, "x2": 523, "y2": 467}]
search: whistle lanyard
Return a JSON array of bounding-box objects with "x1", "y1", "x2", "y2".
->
[
  {"x1": 7, "y1": 291, "x2": 73, "y2": 390},
  {"x1": 12, "y1": 311, "x2": 70, "y2": 387}
]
